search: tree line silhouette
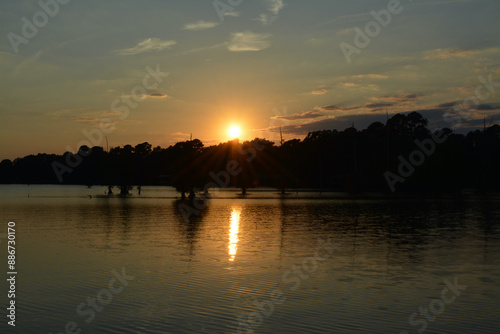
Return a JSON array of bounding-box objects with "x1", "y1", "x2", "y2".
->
[{"x1": 1, "y1": 112, "x2": 499, "y2": 194}]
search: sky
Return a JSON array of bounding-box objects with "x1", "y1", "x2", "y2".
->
[{"x1": 1, "y1": 0, "x2": 499, "y2": 160}]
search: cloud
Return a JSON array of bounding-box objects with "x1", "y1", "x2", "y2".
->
[
  {"x1": 268, "y1": 0, "x2": 284, "y2": 15},
  {"x1": 476, "y1": 104, "x2": 495, "y2": 110},
  {"x1": 257, "y1": 14, "x2": 276, "y2": 25},
  {"x1": 365, "y1": 103, "x2": 394, "y2": 109},
  {"x1": 318, "y1": 105, "x2": 357, "y2": 112},
  {"x1": 145, "y1": 92, "x2": 168, "y2": 98},
  {"x1": 264, "y1": 106, "x2": 500, "y2": 137},
  {"x1": 263, "y1": 113, "x2": 390, "y2": 136},
  {"x1": 114, "y1": 38, "x2": 176, "y2": 55},
  {"x1": 46, "y1": 108, "x2": 90, "y2": 119},
  {"x1": 12, "y1": 50, "x2": 44, "y2": 78},
  {"x1": 72, "y1": 116, "x2": 118, "y2": 128},
  {"x1": 73, "y1": 116, "x2": 100, "y2": 123},
  {"x1": 317, "y1": 94, "x2": 423, "y2": 114},
  {"x1": 120, "y1": 91, "x2": 168, "y2": 100},
  {"x1": 311, "y1": 89, "x2": 328, "y2": 95},
  {"x1": 435, "y1": 101, "x2": 498, "y2": 112},
  {"x1": 336, "y1": 28, "x2": 354, "y2": 36},
  {"x1": 369, "y1": 94, "x2": 421, "y2": 103},
  {"x1": 227, "y1": 31, "x2": 271, "y2": 52},
  {"x1": 424, "y1": 48, "x2": 479, "y2": 60},
  {"x1": 272, "y1": 111, "x2": 324, "y2": 120},
  {"x1": 224, "y1": 11, "x2": 241, "y2": 17},
  {"x1": 257, "y1": 0, "x2": 285, "y2": 25},
  {"x1": 183, "y1": 20, "x2": 220, "y2": 31},
  {"x1": 352, "y1": 74, "x2": 389, "y2": 79},
  {"x1": 449, "y1": 86, "x2": 473, "y2": 96},
  {"x1": 180, "y1": 42, "x2": 227, "y2": 55},
  {"x1": 170, "y1": 132, "x2": 190, "y2": 137},
  {"x1": 436, "y1": 102, "x2": 457, "y2": 109},
  {"x1": 170, "y1": 132, "x2": 192, "y2": 142},
  {"x1": 342, "y1": 82, "x2": 379, "y2": 90}
]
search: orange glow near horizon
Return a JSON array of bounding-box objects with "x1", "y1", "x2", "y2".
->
[{"x1": 212, "y1": 105, "x2": 253, "y2": 142}]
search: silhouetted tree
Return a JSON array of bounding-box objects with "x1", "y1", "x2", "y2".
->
[{"x1": 2, "y1": 113, "x2": 499, "y2": 194}]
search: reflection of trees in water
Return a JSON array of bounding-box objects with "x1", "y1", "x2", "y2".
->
[
  {"x1": 72, "y1": 195, "x2": 211, "y2": 253},
  {"x1": 74, "y1": 197, "x2": 135, "y2": 248},
  {"x1": 172, "y1": 199, "x2": 210, "y2": 258},
  {"x1": 273, "y1": 198, "x2": 496, "y2": 275},
  {"x1": 474, "y1": 197, "x2": 498, "y2": 264}
]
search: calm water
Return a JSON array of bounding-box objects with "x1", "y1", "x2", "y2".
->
[{"x1": 0, "y1": 185, "x2": 499, "y2": 334}]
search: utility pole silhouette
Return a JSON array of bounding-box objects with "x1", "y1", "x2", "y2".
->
[
  {"x1": 105, "y1": 136, "x2": 112, "y2": 195},
  {"x1": 385, "y1": 110, "x2": 390, "y2": 170}
]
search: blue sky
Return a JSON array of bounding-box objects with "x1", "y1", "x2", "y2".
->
[{"x1": 1, "y1": 0, "x2": 499, "y2": 159}]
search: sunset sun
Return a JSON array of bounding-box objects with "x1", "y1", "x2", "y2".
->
[{"x1": 228, "y1": 125, "x2": 241, "y2": 139}]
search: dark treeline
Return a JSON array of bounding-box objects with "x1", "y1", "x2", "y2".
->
[{"x1": 1, "y1": 112, "x2": 499, "y2": 194}]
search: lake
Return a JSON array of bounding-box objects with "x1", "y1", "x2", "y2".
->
[{"x1": 0, "y1": 185, "x2": 499, "y2": 333}]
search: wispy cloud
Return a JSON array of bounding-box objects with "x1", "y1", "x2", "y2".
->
[
  {"x1": 269, "y1": 0, "x2": 284, "y2": 15},
  {"x1": 183, "y1": 20, "x2": 220, "y2": 31},
  {"x1": 145, "y1": 92, "x2": 168, "y2": 98},
  {"x1": 318, "y1": 105, "x2": 358, "y2": 112},
  {"x1": 352, "y1": 74, "x2": 389, "y2": 79},
  {"x1": 311, "y1": 89, "x2": 328, "y2": 95},
  {"x1": 270, "y1": 106, "x2": 500, "y2": 137},
  {"x1": 336, "y1": 28, "x2": 354, "y2": 36},
  {"x1": 46, "y1": 108, "x2": 89, "y2": 119},
  {"x1": 369, "y1": 94, "x2": 421, "y2": 104},
  {"x1": 179, "y1": 42, "x2": 227, "y2": 55},
  {"x1": 72, "y1": 116, "x2": 100, "y2": 123},
  {"x1": 122, "y1": 91, "x2": 169, "y2": 99},
  {"x1": 227, "y1": 31, "x2": 271, "y2": 52},
  {"x1": 317, "y1": 94, "x2": 423, "y2": 114},
  {"x1": 435, "y1": 101, "x2": 457, "y2": 109},
  {"x1": 224, "y1": 11, "x2": 241, "y2": 17},
  {"x1": 114, "y1": 38, "x2": 176, "y2": 56},
  {"x1": 424, "y1": 48, "x2": 479, "y2": 60},
  {"x1": 261, "y1": 113, "x2": 387, "y2": 136},
  {"x1": 72, "y1": 116, "x2": 118, "y2": 128},
  {"x1": 257, "y1": 14, "x2": 275, "y2": 26},
  {"x1": 170, "y1": 132, "x2": 191, "y2": 142},
  {"x1": 272, "y1": 111, "x2": 324, "y2": 121},
  {"x1": 434, "y1": 101, "x2": 498, "y2": 112},
  {"x1": 257, "y1": 0, "x2": 285, "y2": 25},
  {"x1": 342, "y1": 82, "x2": 380, "y2": 90},
  {"x1": 170, "y1": 132, "x2": 190, "y2": 137}
]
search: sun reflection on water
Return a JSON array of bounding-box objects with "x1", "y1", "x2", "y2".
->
[{"x1": 228, "y1": 207, "x2": 241, "y2": 262}]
